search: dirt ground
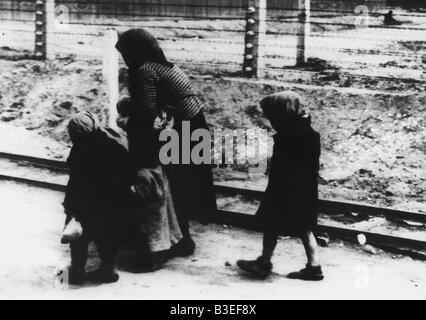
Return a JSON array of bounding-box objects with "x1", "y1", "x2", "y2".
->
[
  {"x1": 0, "y1": 55, "x2": 424, "y2": 213},
  {"x1": 0, "y1": 181, "x2": 424, "y2": 300},
  {"x1": 0, "y1": 11, "x2": 425, "y2": 213}
]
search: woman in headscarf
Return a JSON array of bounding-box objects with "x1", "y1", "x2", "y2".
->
[
  {"x1": 237, "y1": 92, "x2": 324, "y2": 281},
  {"x1": 116, "y1": 28, "x2": 217, "y2": 256},
  {"x1": 61, "y1": 111, "x2": 132, "y2": 284}
]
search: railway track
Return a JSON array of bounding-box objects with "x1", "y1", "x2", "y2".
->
[{"x1": 0, "y1": 151, "x2": 425, "y2": 259}]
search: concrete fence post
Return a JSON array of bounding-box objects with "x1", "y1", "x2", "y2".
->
[
  {"x1": 102, "y1": 29, "x2": 119, "y2": 129},
  {"x1": 34, "y1": 0, "x2": 47, "y2": 59},
  {"x1": 296, "y1": 0, "x2": 310, "y2": 66},
  {"x1": 34, "y1": 0, "x2": 55, "y2": 60},
  {"x1": 45, "y1": 0, "x2": 55, "y2": 59},
  {"x1": 243, "y1": 0, "x2": 266, "y2": 78}
]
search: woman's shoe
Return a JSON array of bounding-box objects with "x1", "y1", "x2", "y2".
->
[
  {"x1": 86, "y1": 268, "x2": 119, "y2": 284},
  {"x1": 171, "y1": 237, "x2": 196, "y2": 257},
  {"x1": 135, "y1": 260, "x2": 163, "y2": 273},
  {"x1": 287, "y1": 264, "x2": 324, "y2": 281},
  {"x1": 135, "y1": 250, "x2": 170, "y2": 273},
  {"x1": 237, "y1": 257, "x2": 273, "y2": 280}
]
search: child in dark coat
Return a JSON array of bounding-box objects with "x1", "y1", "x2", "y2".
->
[
  {"x1": 61, "y1": 112, "x2": 132, "y2": 284},
  {"x1": 237, "y1": 91, "x2": 324, "y2": 281}
]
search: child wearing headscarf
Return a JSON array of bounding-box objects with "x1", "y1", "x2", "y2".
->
[
  {"x1": 237, "y1": 92, "x2": 324, "y2": 281},
  {"x1": 61, "y1": 112, "x2": 132, "y2": 284},
  {"x1": 116, "y1": 29, "x2": 217, "y2": 256}
]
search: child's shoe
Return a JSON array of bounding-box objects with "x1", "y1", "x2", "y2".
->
[
  {"x1": 287, "y1": 264, "x2": 324, "y2": 281},
  {"x1": 237, "y1": 257, "x2": 273, "y2": 280},
  {"x1": 86, "y1": 268, "x2": 119, "y2": 284}
]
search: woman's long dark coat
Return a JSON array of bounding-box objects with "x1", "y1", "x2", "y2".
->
[
  {"x1": 116, "y1": 29, "x2": 217, "y2": 232},
  {"x1": 257, "y1": 127, "x2": 321, "y2": 236}
]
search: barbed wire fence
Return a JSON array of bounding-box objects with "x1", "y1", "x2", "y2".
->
[{"x1": 0, "y1": 0, "x2": 425, "y2": 84}]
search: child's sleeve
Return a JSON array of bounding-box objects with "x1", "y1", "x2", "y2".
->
[
  {"x1": 63, "y1": 175, "x2": 77, "y2": 218},
  {"x1": 127, "y1": 66, "x2": 160, "y2": 132}
]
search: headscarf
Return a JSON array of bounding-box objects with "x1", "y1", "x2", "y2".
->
[
  {"x1": 67, "y1": 111, "x2": 100, "y2": 143},
  {"x1": 115, "y1": 28, "x2": 173, "y2": 69},
  {"x1": 260, "y1": 91, "x2": 311, "y2": 132}
]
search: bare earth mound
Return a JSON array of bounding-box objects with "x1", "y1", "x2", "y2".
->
[{"x1": 0, "y1": 56, "x2": 424, "y2": 213}]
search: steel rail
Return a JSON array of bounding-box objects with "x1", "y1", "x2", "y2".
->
[
  {"x1": 0, "y1": 166, "x2": 424, "y2": 257},
  {"x1": 0, "y1": 151, "x2": 424, "y2": 224}
]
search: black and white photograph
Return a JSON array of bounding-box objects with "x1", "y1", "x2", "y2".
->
[{"x1": 0, "y1": 0, "x2": 425, "y2": 302}]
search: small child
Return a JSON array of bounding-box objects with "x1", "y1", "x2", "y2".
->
[
  {"x1": 116, "y1": 97, "x2": 182, "y2": 271},
  {"x1": 237, "y1": 91, "x2": 324, "y2": 281},
  {"x1": 61, "y1": 112, "x2": 131, "y2": 284}
]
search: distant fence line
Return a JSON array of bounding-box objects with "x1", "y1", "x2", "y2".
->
[
  {"x1": 1, "y1": 0, "x2": 424, "y2": 82},
  {"x1": 0, "y1": 0, "x2": 391, "y2": 22}
]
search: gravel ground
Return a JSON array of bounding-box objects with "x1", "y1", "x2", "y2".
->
[{"x1": 0, "y1": 181, "x2": 424, "y2": 300}]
